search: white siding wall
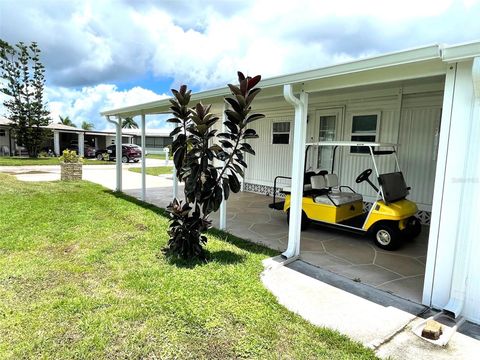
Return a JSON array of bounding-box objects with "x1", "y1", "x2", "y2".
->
[{"x1": 245, "y1": 111, "x2": 294, "y2": 186}]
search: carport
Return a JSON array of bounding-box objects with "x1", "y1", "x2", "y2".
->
[{"x1": 100, "y1": 41, "x2": 480, "y2": 325}]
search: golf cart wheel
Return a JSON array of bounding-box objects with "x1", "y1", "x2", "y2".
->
[
  {"x1": 405, "y1": 216, "x2": 421, "y2": 239},
  {"x1": 122, "y1": 156, "x2": 129, "y2": 163},
  {"x1": 286, "y1": 209, "x2": 310, "y2": 231},
  {"x1": 373, "y1": 222, "x2": 400, "y2": 250},
  {"x1": 96, "y1": 153, "x2": 103, "y2": 160}
]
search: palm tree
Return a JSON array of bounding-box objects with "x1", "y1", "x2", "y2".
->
[
  {"x1": 122, "y1": 117, "x2": 139, "y2": 129},
  {"x1": 58, "y1": 115, "x2": 76, "y2": 127},
  {"x1": 81, "y1": 121, "x2": 93, "y2": 130}
]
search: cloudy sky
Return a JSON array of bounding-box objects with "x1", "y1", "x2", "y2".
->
[{"x1": 1, "y1": 0, "x2": 479, "y2": 130}]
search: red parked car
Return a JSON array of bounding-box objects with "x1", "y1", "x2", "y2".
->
[{"x1": 96, "y1": 144, "x2": 142, "y2": 163}]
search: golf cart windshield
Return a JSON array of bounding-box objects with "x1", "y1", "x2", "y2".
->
[{"x1": 305, "y1": 141, "x2": 409, "y2": 203}]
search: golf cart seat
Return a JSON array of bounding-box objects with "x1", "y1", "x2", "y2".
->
[{"x1": 314, "y1": 173, "x2": 363, "y2": 206}]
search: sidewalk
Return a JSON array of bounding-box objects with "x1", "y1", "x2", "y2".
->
[{"x1": 262, "y1": 257, "x2": 480, "y2": 359}]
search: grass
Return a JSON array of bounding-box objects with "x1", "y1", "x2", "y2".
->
[
  {"x1": 129, "y1": 166, "x2": 173, "y2": 176},
  {"x1": 0, "y1": 174, "x2": 376, "y2": 360},
  {"x1": 0, "y1": 157, "x2": 111, "y2": 166},
  {"x1": 146, "y1": 153, "x2": 173, "y2": 160}
]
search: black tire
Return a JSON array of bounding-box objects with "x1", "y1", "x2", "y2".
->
[
  {"x1": 96, "y1": 153, "x2": 103, "y2": 160},
  {"x1": 405, "y1": 216, "x2": 422, "y2": 239},
  {"x1": 122, "y1": 156, "x2": 129, "y2": 163},
  {"x1": 372, "y1": 222, "x2": 401, "y2": 250},
  {"x1": 286, "y1": 209, "x2": 310, "y2": 231}
]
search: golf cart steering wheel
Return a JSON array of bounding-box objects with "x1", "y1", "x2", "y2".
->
[{"x1": 356, "y1": 169, "x2": 373, "y2": 184}]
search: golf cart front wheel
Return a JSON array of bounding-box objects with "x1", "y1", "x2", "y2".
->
[
  {"x1": 286, "y1": 209, "x2": 310, "y2": 231},
  {"x1": 373, "y1": 222, "x2": 400, "y2": 250}
]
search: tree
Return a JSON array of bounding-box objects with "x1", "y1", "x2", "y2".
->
[
  {"x1": 122, "y1": 117, "x2": 139, "y2": 129},
  {"x1": 81, "y1": 120, "x2": 93, "y2": 130},
  {"x1": 166, "y1": 72, "x2": 264, "y2": 260},
  {"x1": 0, "y1": 40, "x2": 51, "y2": 157},
  {"x1": 58, "y1": 115, "x2": 76, "y2": 127}
]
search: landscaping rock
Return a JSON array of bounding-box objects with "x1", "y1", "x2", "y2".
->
[{"x1": 421, "y1": 320, "x2": 443, "y2": 340}]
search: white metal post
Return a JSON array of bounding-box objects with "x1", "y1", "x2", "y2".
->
[
  {"x1": 164, "y1": 147, "x2": 169, "y2": 166},
  {"x1": 53, "y1": 131, "x2": 60, "y2": 156},
  {"x1": 283, "y1": 85, "x2": 308, "y2": 258},
  {"x1": 219, "y1": 103, "x2": 227, "y2": 230},
  {"x1": 78, "y1": 132, "x2": 84, "y2": 157},
  {"x1": 141, "y1": 114, "x2": 146, "y2": 201},
  {"x1": 105, "y1": 116, "x2": 122, "y2": 192}
]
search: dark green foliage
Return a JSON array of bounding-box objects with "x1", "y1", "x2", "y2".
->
[
  {"x1": 122, "y1": 116, "x2": 139, "y2": 129},
  {"x1": 0, "y1": 40, "x2": 51, "y2": 157},
  {"x1": 165, "y1": 72, "x2": 265, "y2": 260}
]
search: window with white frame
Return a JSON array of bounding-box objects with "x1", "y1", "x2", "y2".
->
[
  {"x1": 350, "y1": 113, "x2": 379, "y2": 154},
  {"x1": 272, "y1": 121, "x2": 290, "y2": 144}
]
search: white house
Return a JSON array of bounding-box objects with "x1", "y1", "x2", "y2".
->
[{"x1": 100, "y1": 41, "x2": 480, "y2": 325}]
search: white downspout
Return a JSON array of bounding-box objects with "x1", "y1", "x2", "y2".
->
[
  {"x1": 141, "y1": 114, "x2": 146, "y2": 201},
  {"x1": 282, "y1": 84, "x2": 308, "y2": 259},
  {"x1": 105, "y1": 115, "x2": 122, "y2": 192},
  {"x1": 443, "y1": 57, "x2": 480, "y2": 318}
]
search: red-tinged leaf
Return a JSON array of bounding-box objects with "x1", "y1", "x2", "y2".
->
[
  {"x1": 247, "y1": 75, "x2": 261, "y2": 91},
  {"x1": 222, "y1": 179, "x2": 230, "y2": 200},
  {"x1": 224, "y1": 121, "x2": 238, "y2": 134},
  {"x1": 237, "y1": 71, "x2": 246, "y2": 82},
  {"x1": 240, "y1": 78, "x2": 247, "y2": 96},
  {"x1": 224, "y1": 97, "x2": 243, "y2": 114},
  {"x1": 225, "y1": 109, "x2": 243, "y2": 124},
  {"x1": 245, "y1": 88, "x2": 261, "y2": 107},
  {"x1": 228, "y1": 84, "x2": 242, "y2": 96},
  {"x1": 170, "y1": 126, "x2": 182, "y2": 137},
  {"x1": 245, "y1": 113, "x2": 265, "y2": 124},
  {"x1": 228, "y1": 173, "x2": 241, "y2": 193}
]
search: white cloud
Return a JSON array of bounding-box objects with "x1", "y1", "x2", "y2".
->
[
  {"x1": 45, "y1": 85, "x2": 169, "y2": 130},
  {"x1": 1, "y1": 0, "x2": 479, "y2": 126}
]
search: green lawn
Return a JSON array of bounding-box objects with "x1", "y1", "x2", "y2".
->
[
  {"x1": 0, "y1": 157, "x2": 111, "y2": 166},
  {"x1": 129, "y1": 166, "x2": 173, "y2": 176},
  {"x1": 146, "y1": 153, "x2": 173, "y2": 160},
  {"x1": 0, "y1": 174, "x2": 376, "y2": 360}
]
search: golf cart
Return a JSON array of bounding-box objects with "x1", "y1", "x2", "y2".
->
[{"x1": 269, "y1": 141, "x2": 421, "y2": 250}]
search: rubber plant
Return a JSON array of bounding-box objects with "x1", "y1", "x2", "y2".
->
[{"x1": 165, "y1": 72, "x2": 264, "y2": 260}]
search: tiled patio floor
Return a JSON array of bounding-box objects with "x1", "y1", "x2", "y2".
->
[{"x1": 210, "y1": 191, "x2": 428, "y2": 303}]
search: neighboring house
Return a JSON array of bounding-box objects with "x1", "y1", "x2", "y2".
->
[
  {"x1": 102, "y1": 41, "x2": 480, "y2": 324},
  {"x1": 122, "y1": 128, "x2": 172, "y2": 154},
  {"x1": 0, "y1": 120, "x2": 171, "y2": 156}
]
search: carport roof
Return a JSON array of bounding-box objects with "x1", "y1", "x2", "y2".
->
[{"x1": 100, "y1": 41, "x2": 480, "y2": 118}]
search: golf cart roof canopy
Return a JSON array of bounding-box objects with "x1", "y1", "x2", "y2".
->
[{"x1": 306, "y1": 141, "x2": 397, "y2": 147}]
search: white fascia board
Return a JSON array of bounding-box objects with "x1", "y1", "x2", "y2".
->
[
  {"x1": 306, "y1": 141, "x2": 396, "y2": 147},
  {"x1": 101, "y1": 45, "x2": 442, "y2": 118},
  {"x1": 442, "y1": 41, "x2": 480, "y2": 62}
]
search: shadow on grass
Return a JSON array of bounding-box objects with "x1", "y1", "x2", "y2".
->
[
  {"x1": 163, "y1": 249, "x2": 247, "y2": 268},
  {"x1": 104, "y1": 190, "x2": 279, "y2": 260}
]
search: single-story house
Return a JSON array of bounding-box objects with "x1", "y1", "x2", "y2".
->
[
  {"x1": 0, "y1": 120, "x2": 171, "y2": 156},
  {"x1": 100, "y1": 41, "x2": 480, "y2": 325}
]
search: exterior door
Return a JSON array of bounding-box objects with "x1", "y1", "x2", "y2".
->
[{"x1": 306, "y1": 108, "x2": 343, "y2": 173}]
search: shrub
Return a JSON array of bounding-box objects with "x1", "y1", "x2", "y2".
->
[
  {"x1": 59, "y1": 149, "x2": 83, "y2": 164},
  {"x1": 165, "y1": 72, "x2": 264, "y2": 260}
]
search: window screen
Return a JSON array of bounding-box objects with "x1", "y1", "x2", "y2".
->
[
  {"x1": 350, "y1": 114, "x2": 378, "y2": 154},
  {"x1": 272, "y1": 122, "x2": 290, "y2": 144}
]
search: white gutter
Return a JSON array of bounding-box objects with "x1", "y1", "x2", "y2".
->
[
  {"x1": 105, "y1": 116, "x2": 122, "y2": 192},
  {"x1": 282, "y1": 84, "x2": 308, "y2": 259}
]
